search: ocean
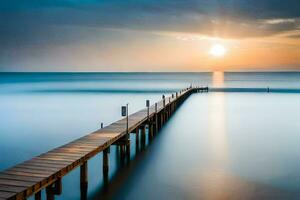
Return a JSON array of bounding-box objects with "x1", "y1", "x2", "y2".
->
[{"x1": 1, "y1": 72, "x2": 300, "y2": 199}]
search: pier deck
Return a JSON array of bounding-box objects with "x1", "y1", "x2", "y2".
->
[{"x1": 0, "y1": 87, "x2": 207, "y2": 200}]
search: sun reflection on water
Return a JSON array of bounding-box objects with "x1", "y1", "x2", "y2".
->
[
  {"x1": 203, "y1": 71, "x2": 229, "y2": 198},
  {"x1": 212, "y1": 71, "x2": 225, "y2": 88}
]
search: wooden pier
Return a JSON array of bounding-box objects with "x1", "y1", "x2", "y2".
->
[{"x1": 0, "y1": 87, "x2": 208, "y2": 200}]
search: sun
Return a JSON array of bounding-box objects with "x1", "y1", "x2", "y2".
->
[{"x1": 209, "y1": 44, "x2": 227, "y2": 57}]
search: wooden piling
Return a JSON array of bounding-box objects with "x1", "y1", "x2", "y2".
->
[
  {"x1": 80, "y1": 161, "x2": 88, "y2": 200},
  {"x1": 120, "y1": 145, "x2": 126, "y2": 165},
  {"x1": 53, "y1": 178, "x2": 62, "y2": 195},
  {"x1": 35, "y1": 191, "x2": 41, "y2": 200},
  {"x1": 46, "y1": 185, "x2": 54, "y2": 200},
  {"x1": 149, "y1": 122, "x2": 153, "y2": 141},
  {"x1": 135, "y1": 127, "x2": 139, "y2": 152},
  {"x1": 126, "y1": 140, "x2": 130, "y2": 159},
  {"x1": 103, "y1": 148, "x2": 109, "y2": 173},
  {"x1": 141, "y1": 126, "x2": 146, "y2": 150},
  {"x1": 45, "y1": 178, "x2": 62, "y2": 200}
]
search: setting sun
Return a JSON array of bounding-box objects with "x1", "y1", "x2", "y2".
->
[{"x1": 210, "y1": 44, "x2": 227, "y2": 57}]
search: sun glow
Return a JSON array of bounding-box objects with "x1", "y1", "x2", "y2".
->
[{"x1": 209, "y1": 44, "x2": 227, "y2": 57}]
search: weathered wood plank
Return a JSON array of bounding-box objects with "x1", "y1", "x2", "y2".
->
[
  {"x1": 0, "y1": 185, "x2": 27, "y2": 194},
  {"x1": 0, "y1": 191, "x2": 16, "y2": 199},
  {"x1": 6, "y1": 168, "x2": 53, "y2": 177},
  {"x1": 4, "y1": 171, "x2": 48, "y2": 179},
  {"x1": 0, "y1": 179, "x2": 35, "y2": 187},
  {"x1": 0, "y1": 173, "x2": 42, "y2": 183}
]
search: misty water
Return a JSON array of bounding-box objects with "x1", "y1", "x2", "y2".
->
[{"x1": 1, "y1": 72, "x2": 300, "y2": 199}]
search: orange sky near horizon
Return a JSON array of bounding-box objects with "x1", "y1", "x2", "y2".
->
[{"x1": 81, "y1": 30, "x2": 300, "y2": 72}]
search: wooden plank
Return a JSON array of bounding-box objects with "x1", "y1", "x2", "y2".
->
[
  {"x1": 6, "y1": 168, "x2": 53, "y2": 177},
  {"x1": 65, "y1": 144, "x2": 100, "y2": 149},
  {"x1": 53, "y1": 147, "x2": 94, "y2": 153},
  {"x1": 23, "y1": 161, "x2": 67, "y2": 169},
  {"x1": 4, "y1": 171, "x2": 48, "y2": 179},
  {"x1": 14, "y1": 165, "x2": 59, "y2": 173},
  {"x1": 70, "y1": 141, "x2": 106, "y2": 146},
  {"x1": 0, "y1": 178, "x2": 35, "y2": 187},
  {"x1": 68, "y1": 141, "x2": 100, "y2": 147},
  {"x1": 45, "y1": 152, "x2": 85, "y2": 158},
  {"x1": 0, "y1": 184, "x2": 26, "y2": 193},
  {"x1": 31, "y1": 158, "x2": 72, "y2": 166},
  {"x1": 76, "y1": 136, "x2": 109, "y2": 142},
  {"x1": 37, "y1": 156, "x2": 77, "y2": 162},
  {"x1": 0, "y1": 173, "x2": 42, "y2": 183},
  {"x1": 0, "y1": 191, "x2": 16, "y2": 199}
]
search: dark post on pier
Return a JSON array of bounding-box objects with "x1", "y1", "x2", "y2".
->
[{"x1": 0, "y1": 86, "x2": 209, "y2": 200}]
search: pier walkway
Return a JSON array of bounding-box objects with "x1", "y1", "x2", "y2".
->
[{"x1": 0, "y1": 87, "x2": 208, "y2": 200}]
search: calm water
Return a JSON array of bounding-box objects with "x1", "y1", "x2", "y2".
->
[{"x1": 1, "y1": 72, "x2": 300, "y2": 199}]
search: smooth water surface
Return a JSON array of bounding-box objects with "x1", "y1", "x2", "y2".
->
[
  {"x1": 109, "y1": 92, "x2": 300, "y2": 199},
  {"x1": 1, "y1": 72, "x2": 300, "y2": 199}
]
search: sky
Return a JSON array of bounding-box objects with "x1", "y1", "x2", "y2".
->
[{"x1": 0, "y1": 0, "x2": 300, "y2": 72}]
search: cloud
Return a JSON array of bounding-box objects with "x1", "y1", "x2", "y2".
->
[
  {"x1": 263, "y1": 18, "x2": 296, "y2": 25},
  {"x1": 1, "y1": 0, "x2": 300, "y2": 71}
]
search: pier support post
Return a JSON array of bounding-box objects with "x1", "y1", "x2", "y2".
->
[
  {"x1": 35, "y1": 191, "x2": 41, "y2": 200},
  {"x1": 141, "y1": 126, "x2": 146, "y2": 150},
  {"x1": 149, "y1": 122, "x2": 153, "y2": 141},
  {"x1": 103, "y1": 148, "x2": 109, "y2": 186},
  {"x1": 160, "y1": 113, "x2": 164, "y2": 128},
  {"x1": 46, "y1": 178, "x2": 62, "y2": 200},
  {"x1": 80, "y1": 161, "x2": 88, "y2": 200},
  {"x1": 126, "y1": 139, "x2": 130, "y2": 160},
  {"x1": 53, "y1": 178, "x2": 62, "y2": 195},
  {"x1": 120, "y1": 144, "x2": 125, "y2": 164},
  {"x1": 135, "y1": 128, "x2": 139, "y2": 152},
  {"x1": 103, "y1": 148, "x2": 109, "y2": 174},
  {"x1": 114, "y1": 134, "x2": 130, "y2": 165},
  {"x1": 46, "y1": 185, "x2": 54, "y2": 200}
]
